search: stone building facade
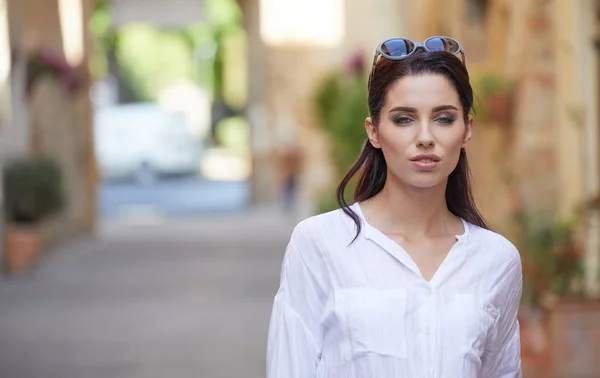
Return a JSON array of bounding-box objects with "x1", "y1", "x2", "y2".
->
[
  {"x1": 2, "y1": 0, "x2": 96, "y2": 245},
  {"x1": 238, "y1": 0, "x2": 600, "y2": 295},
  {"x1": 3, "y1": 0, "x2": 599, "y2": 295}
]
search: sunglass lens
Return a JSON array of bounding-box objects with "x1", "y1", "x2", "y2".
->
[
  {"x1": 425, "y1": 37, "x2": 460, "y2": 54},
  {"x1": 381, "y1": 39, "x2": 414, "y2": 58}
]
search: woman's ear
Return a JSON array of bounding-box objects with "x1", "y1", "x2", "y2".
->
[
  {"x1": 462, "y1": 115, "x2": 473, "y2": 148},
  {"x1": 365, "y1": 117, "x2": 381, "y2": 148}
]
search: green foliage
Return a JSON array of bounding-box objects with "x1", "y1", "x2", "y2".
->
[
  {"x1": 316, "y1": 178, "x2": 359, "y2": 214},
  {"x1": 116, "y1": 24, "x2": 195, "y2": 101},
  {"x1": 89, "y1": 0, "x2": 112, "y2": 79},
  {"x1": 206, "y1": 0, "x2": 242, "y2": 33},
  {"x1": 471, "y1": 72, "x2": 513, "y2": 121},
  {"x1": 314, "y1": 70, "x2": 368, "y2": 212},
  {"x1": 89, "y1": 0, "x2": 243, "y2": 102},
  {"x1": 214, "y1": 116, "x2": 250, "y2": 156},
  {"x1": 474, "y1": 73, "x2": 511, "y2": 95},
  {"x1": 220, "y1": 30, "x2": 248, "y2": 110},
  {"x1": 204, "y1": 0, "x2": 243, "y2": 100},
  {"x1": 512, "y1": 210, "x2": 585, "y2": 306},
  {"x1": 3, "y1": 157, "x2": 65, "y2": 224}
]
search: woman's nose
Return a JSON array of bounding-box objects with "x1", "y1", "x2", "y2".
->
[{"x1": 416, "y1": 123, "x2": 435, "y2": 148}]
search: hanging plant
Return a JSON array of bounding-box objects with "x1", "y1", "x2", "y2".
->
[
  {"x1": 472, "y1": 72, "x2": 515, "y2": 127},
  {"x1": 313, "y1": 51, "x2": 369, "y2": 212},
  {"x1": 25, "y1": 48, "x2": 86, "y2": 97}
]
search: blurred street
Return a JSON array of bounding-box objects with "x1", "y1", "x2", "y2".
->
[
  {"x1": 98, "y1": 178, "x2": 251, "y2": 218},
  {"x1": 0, "y1": 208, "x2": 295, "y2": 378},
  {"x1": 2, "y1": 0, "x2": 600, "y2": 376}
]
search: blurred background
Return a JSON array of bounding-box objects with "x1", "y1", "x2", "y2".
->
[{"x1": 0, "y1": 0, "x2": 598, "y2": 377}]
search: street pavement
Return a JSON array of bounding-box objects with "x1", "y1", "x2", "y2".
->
[
  {"x1": 0, "y1": 206, "x2": 300, "y2": 378},
  {"x1": 98, "y1": 178, "x2": 251, "y2": 218}
]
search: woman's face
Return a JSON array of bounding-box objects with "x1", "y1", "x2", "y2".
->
[{"x1": 365, "y1": 74, "x2": 472, "y2": 190}]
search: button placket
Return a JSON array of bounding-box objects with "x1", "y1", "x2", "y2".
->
[
  {"x1": 420, "y1": 286, "x2": 433, "y2": 336},
  {"x1": 424, "y1": 292, "x2": 433, "y2": 336},
  {"x1": 428, "y1": 288, "x2": 437, "y2": 378}
]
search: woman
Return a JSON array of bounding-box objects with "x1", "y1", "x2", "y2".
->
[{"x1": 267, "y1": 37, "x2": 522, "y2": 378}]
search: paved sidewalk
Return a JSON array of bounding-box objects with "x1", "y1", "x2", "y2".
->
[{"x1": 0, "y1": 207, "x2": 299, "y2": 378}]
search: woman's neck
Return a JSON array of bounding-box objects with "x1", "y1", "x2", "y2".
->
[{"x1": 361, "y1": 177, "x2": 459, "y2": 238}]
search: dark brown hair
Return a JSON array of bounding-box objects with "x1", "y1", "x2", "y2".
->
[{"x1": 337, "y1": 50, "x2": 490, "y2": 240}]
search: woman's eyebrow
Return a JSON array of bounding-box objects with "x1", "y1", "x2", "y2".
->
[
  {"x1": 432, "y1": 105, "x2": 458, "y2": 112},
  {"x1": 389, "y1": 106, "x2": 417, "y2": 113},
  {"x1": 389, "y1": 105, "x2": 458, "y2": 113}
]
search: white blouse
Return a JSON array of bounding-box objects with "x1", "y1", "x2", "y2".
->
[{"x1": 267, "y1": 202, "x2": 522, "y2": 378}]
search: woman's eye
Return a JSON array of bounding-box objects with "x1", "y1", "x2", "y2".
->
[
  {"x1": 393, "y1": 116, "x2": 413, "y2": 125},
  {"x1": 436, "y1": 116, "x2": 455, "y2": 124}
]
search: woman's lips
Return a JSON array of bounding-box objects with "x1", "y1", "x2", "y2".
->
[
  {"x1": 411, "y1": 159, "x2": 440, "y2": 170},
  {"x1": 410, "y1": 154, "x2": 441, "y2": 170}
]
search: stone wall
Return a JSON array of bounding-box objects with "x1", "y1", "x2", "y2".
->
[
  {"x1": 240, "y1": 0, "x2": 600, "y2": 260},
  {"x1": 28, "y1": 77, "x2": 93, "y2": 243},
  {"x1": 415, "y1": 0, "x2": 562, "y2": 229},
  {"x1": 4, "y1": 0, "x2": 96, "y2": 244},
  {"x1": 510, "y1": 0, "x2": 559, "y2": 213}
]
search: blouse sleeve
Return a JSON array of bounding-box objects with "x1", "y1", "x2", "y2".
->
[
  {"x1": 481, "y1": 248, "x2": 523, "y2": 378},
  {"x1": 266, "y1": 228, "x2": 327, "y2": 378}
]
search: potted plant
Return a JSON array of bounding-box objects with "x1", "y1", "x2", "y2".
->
[
  {"x1": 472, "y1": 72, "x2": 515, "y2": 127},
  {"x1": 511, "y1": 208, "x2": 600, "y2": 377},
  {"x1": 513, "y1": 211, "x2": 584, "y2": 307},
  {"x1": 3, "y1": 156, "x2": 65, "y2": 274}
]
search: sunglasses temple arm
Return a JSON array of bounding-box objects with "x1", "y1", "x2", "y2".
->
[{"x1": 368, "y1": 52, "x2": 379, "y2": 90}]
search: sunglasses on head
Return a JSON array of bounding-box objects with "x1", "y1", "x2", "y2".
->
[{"x1": 368, "y1": 36, "x2": 465, "y2": 89}]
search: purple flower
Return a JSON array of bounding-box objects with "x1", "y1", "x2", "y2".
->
[
  {"x1": 27, "y1": 48, "x2": 85, "y2": 96},
  {"x1": 347, "y1": 50, "x2": 365, "y2": 76}
]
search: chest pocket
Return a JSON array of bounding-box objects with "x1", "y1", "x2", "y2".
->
[
  {"x1": 445, "y1": 293, "x2": 500, "y2": 361},
  {"x1": 335, "y1": 288, "x2": 408, "y2": 361}
]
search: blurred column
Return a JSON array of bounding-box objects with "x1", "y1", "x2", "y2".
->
[
  {"x1": 237, "y1": 0, "x2": 272, "y2": 206},
  {"x1": 73, "y1": 0, "x2": 97, "y2": 233},
  {"x1": 0, "y1": 0, "x2": 11, "y2": 258},
  {"x1": 552, "y1": 0, "x2": 600, "y2": 296},
  {"x1": 505, "y1": 0, "x2": 532, "y2": 78},
  {"x1": 260, "y1": 0, "x2": 343, "y2": 215},
  {"x1": 581, "y1": 0, "x2": 600, "y2": 297},
  {"x1": 239, "y1": 0, "x2": 345, "y2": 210},
  {"x1": 4, "y1": 0, "x2": 96, "y2": 241},
  {"x1": 3, "y1": 0, "x2": 63, "y2": 158},
  {"x1": 553, "y1": 0, "x2": 584, "y2": 219},
  {"x1": 239, "y1": 0, "x2": 407, "y2": 211},
  {"x1": 486, "y1": 0, "x2": 511, "y2": 72},
  {"x1": 0, "y1": 0, "x2": 10, "y2": 126}
]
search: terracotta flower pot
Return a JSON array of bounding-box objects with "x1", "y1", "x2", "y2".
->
[
  {"x1": 3, "y1": 223, "x2": 41, "y2": 274},
  {"x1": 487, "y1": 91, "x2": 513, "y2": 126},
  {"x1": 521, "y1": 299, "x2": 600, "y2": 376},
  {"x1": 544, "y1": 299, "x2": 600, "y2": 377}
]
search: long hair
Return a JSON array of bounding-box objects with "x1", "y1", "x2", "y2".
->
[{"x1": 337, "y1": 51, "x2": 491, "y2": 240}]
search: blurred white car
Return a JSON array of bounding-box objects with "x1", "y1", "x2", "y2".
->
[{"x1": 94, "y1": 103, "x2": 202, "y2": 183}]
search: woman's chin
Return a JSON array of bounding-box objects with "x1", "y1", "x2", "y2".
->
[
  {"x1": 406, "y1": 175, "x2": 447, "y2": 190},
  {"x1": 387, "y1": 170, "x2": 448, "y2": 190}
]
